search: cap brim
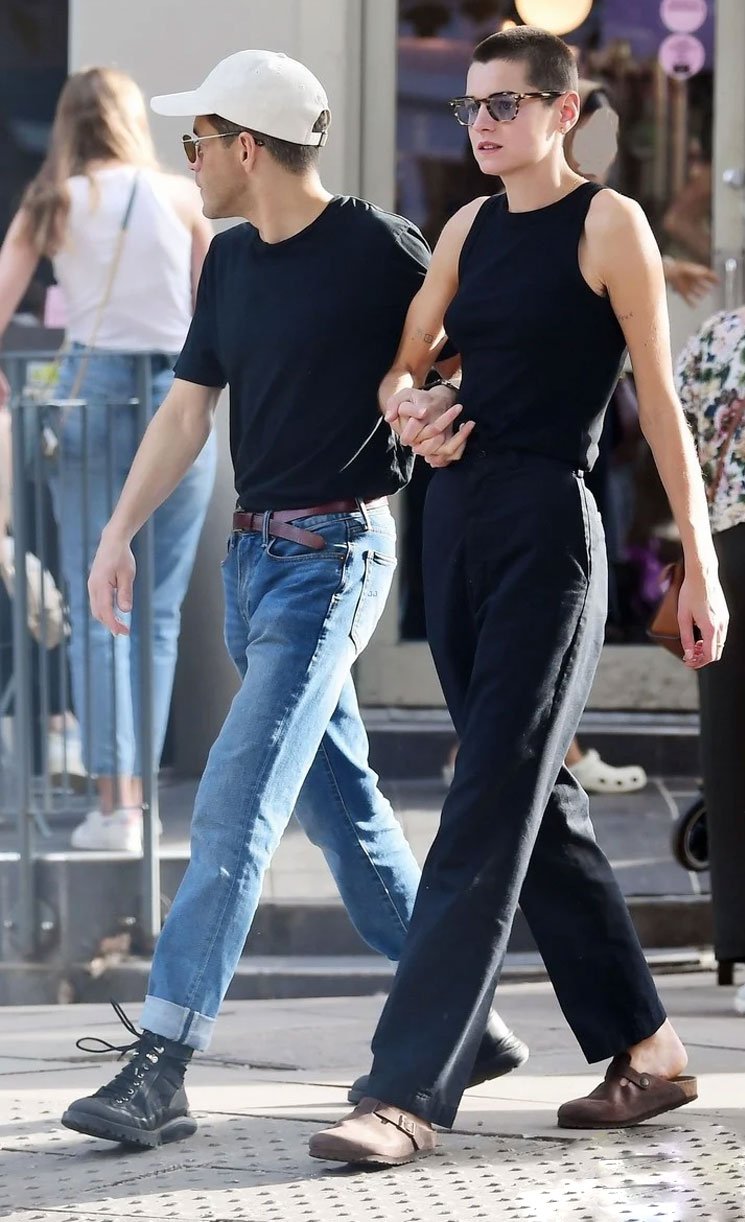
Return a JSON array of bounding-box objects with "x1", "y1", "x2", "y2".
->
[{"x1": 150, "y1": 88, "x2": 209, "y2": 117}]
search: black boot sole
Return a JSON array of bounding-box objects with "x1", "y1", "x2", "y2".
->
[
  {"x1": 347, "y1": 1036, "x2": 529, "y2": 1105},
  {"x1": 61, "y1": 1107, "x2": 197, "y2": 1149}
]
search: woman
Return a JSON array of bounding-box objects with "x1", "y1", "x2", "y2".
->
[
  {"x1": 0, "y1": 67, "x2": 216, "y2": 851},
  {"x1": 676, "y1": 309, "x2": 745, "y2": 1009},
  {"x1": 443, "y1": 79, "x2": 716, "y2": 798},
  {"x1": 310, "y1": 26, "x2": 727, "y2": 1164}
]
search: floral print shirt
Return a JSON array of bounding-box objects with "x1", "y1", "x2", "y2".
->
[{"x1": 675, "y1": 309, "x2": 745, "y2": 535}]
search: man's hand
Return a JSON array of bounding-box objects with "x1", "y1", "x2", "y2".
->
[
  {"x1": 88, "y1": 529, "x2": 136, "y2": 637},
  {"x1": 678, "y1": 568, "x2": 728, "y2": 668},
  {"x1": 411, "y1": 405, "x2": 476, "y2": 468},
  {"x1": 384, "y1": 383, "x2": 458, "y2": 442}
]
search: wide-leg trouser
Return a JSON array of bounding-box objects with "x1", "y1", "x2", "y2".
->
[{"x1": 366, "y1": 452, "x2": 666, "y2": 1127}]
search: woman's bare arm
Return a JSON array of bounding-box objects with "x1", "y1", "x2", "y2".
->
[
  {"x1": 589, "y1": 190, "x2": 727, "y2": 666},
  {"x1": 379, "y1": 198, "x2": 488, "y2": 466},
  {"x1": 379, "y1": 197, "x2": 486, "y2": 412},
  {"x1": 0, "y1": 212, "x2": 38, "y2": 337},
  {"x1": 0, "y1": 212, "x2": 40, "y2": 407}
]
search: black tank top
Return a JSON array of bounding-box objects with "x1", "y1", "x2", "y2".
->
[{"x1": 444, "y1": 181, "x2": 626, "y2": 471}]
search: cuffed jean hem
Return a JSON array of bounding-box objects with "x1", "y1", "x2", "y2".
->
[{"x1": 140, "y1": 994, "x2": 215, "y2": 1052}]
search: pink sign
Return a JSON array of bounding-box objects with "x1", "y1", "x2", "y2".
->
[
  {"x1": 658, "y1": 32, "x2": 706, "y2": 79},
  {"x1": 660, "y1": 0, "x2": 707, "y2": 33}
]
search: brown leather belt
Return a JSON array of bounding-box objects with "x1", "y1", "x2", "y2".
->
[{"x1": 232, "y1": 497, "x2": 388, "y2": 551}]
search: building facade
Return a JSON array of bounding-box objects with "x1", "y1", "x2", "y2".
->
[{"x1": 6, "y1": 0, "x2": 742, "y2": 764}]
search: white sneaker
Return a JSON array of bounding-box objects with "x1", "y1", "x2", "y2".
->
[
  {"x1": 569, "y1": 748, "x2": 647, "y2": 795},
  {"x1": 734, "y1": 985, "x2": 745, "y2": 1016},
  {"x1": 70, "y1": 808, "x2": 142, "y2": 853},
  {"x1": 48, "y1": 728, "x2": 87, "y2": 785}
]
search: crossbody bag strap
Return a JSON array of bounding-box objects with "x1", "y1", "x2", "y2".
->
[{"x1": 64, "y1": 170, "x2": 141, "y2": 401}]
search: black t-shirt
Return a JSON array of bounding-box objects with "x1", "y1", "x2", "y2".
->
[{"x1": 175, "y1": 196, "x2": 430, "y2": 509}]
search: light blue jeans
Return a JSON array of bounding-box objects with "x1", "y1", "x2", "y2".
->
[
  {"x1": 141, "y1": 505, "x2": 421, "y2": 1050},
  {"x1": 48, "y1": 346, "x2": 217, "y2": 776}
]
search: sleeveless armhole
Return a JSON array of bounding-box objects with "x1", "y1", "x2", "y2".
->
[
  {"x1": 457, "y1": 194, "x2": 501, "y2": 279},
  {"x1": 574, "y1": 181, "x2": 612, "y2": 299}
]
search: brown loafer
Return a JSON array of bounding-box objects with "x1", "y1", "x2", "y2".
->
[
  {"x1": 309, "y1": 1096, "x2": 437, "y2": 1166},
  {"x1": 558, "y1": 1053, "x2": 698, "y2": 1129}
]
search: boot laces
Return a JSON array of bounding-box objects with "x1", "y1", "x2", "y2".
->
[{"x1": 75, "y1": 1000, "x2": 167, "y2": 1105}]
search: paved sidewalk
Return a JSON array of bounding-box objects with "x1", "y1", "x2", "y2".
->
[{"x1": 1, "y1": 971, "x2": 743, "y2": 1220}]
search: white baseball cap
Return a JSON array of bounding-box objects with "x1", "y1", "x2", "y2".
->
[{"x1": 151, "y1": 50, "x2": 330, "y2": 147}]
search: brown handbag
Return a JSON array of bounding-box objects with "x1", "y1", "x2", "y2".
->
[
  {"x1": 647, "y1": 394, "x2": 745, "y2": 659},
  {"x1": 647, "y1": 559, "x2": 687, "y2": 658}
]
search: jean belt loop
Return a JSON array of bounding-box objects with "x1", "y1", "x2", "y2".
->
[
  {"x1": 261, "y1": 510, "x2": 271, "y2": 546},
  {"x1": 356, "y1": 497, "x2": 371, "y2": 530}
]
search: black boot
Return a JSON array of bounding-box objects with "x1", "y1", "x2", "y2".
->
[
  {"x1": 469, "y1": 1009, "x2": 529, "y2": 1086},
  {"x1": 347, "y1": 1010, "x2": 529, "y2": 1104},
  {"x1": 61, "y1": 1002, "x2": 197, "y2": 1148}
]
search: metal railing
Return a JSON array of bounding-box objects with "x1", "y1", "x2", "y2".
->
[{"x1": 0, "y1": 350, "x2": 160, "y2": 958}]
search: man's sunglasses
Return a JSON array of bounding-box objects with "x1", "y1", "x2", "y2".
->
[
  {"x1": 449, "y1": 90, "x2": 562, "y2": 127},
  {"x1": 181, "y1": 131, "x2": 265, "y2": 163}
]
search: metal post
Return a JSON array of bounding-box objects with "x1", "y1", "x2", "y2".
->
[
  {"x1": 8, "y1": 359, "x2": 36, "y2": 957},
  {"x1": 135, "y1": 355, "x2": 160, "y2": 941},
  {"x1": 32, "y1": 422, "x2": 53, "y2": 833}
]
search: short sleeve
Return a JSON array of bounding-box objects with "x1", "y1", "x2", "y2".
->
[
  {"x1": 392, "y1": 221, "x2": 431, "y2": 289},
  {"x1": 173, "y1": 245, "x2": 227, "y2": 388}
]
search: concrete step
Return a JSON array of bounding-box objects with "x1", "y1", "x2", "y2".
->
[
  {"x1": 366, "y1": 709, "x2": 701, "y2": 780},
  {"x1": 0, "y1": 841, "x2": 714, "y2": 970},
  {"x1": 0, "y1": 947, "x2": 713, "y2": 1007}
]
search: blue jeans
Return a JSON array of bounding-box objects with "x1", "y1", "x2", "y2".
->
[
  {"x1": 49, "y1": 347, "x2": 217, "y2": 776},
  {"x1": 141, "y1": 505, "x2": 421, "y2": 1050}
]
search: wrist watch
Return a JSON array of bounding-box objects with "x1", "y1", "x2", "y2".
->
[{"x1": 429, "y1": 376, "x2": 461, "y2": 394}]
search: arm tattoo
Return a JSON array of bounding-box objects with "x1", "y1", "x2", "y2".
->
[{"x1": 414, "y1": 326, "x2": 436, "y2": 344}]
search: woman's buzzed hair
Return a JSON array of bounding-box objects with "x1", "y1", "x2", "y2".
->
[{"x1": 473, "y1": 26, "x2": 579, "y2": 96}]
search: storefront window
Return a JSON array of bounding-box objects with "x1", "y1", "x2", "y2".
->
[
  {"x1": 396, "y1": 0, "x2": 714, "y2": 643},
  {"x1": 0, "y1": 0, "x2": 68, "y2": 318}
]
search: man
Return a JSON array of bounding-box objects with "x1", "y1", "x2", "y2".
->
[
  {"x1": 60, "y1": 50, "x2": 525, "y2": 1150},
  {"x1": 310, "y1": 27, "x2": 727, "y2": 1166}
]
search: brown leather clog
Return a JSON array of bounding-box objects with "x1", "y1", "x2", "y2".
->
[
  {"x1": 558, "y1": 1054, "x2": 698, "y2": 1129},
  {"x1": 309, "y1": 1096, "x2": 437, "y2": 1165}
]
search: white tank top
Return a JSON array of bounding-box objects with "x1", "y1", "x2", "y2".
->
[{"x1": 53, "y1": 165, "x2": 193, "y2": 353}]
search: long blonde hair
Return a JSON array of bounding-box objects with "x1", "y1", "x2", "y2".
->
[{"x1": 19, "y1": 67, "x2": 159, "y2": 256}]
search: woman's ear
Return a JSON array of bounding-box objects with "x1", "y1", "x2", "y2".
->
[{"x1": 560, "y1": 90, "x2": 581, "y2": 134}]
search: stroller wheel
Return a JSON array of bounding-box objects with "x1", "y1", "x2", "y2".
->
[{"x1": 671, "y1": 793, "x2": 708, "y2": 872}]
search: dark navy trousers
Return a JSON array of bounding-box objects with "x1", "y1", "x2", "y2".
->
[{"x1": 367, "y1": 451, "x2": 666, "y2": 1127}]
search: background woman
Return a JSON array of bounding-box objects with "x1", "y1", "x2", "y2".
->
[
  {"x1": 677, "y1": 308, "x2": 745, "y2": 1009},
  {"x1": 0, "y1": 67, "x2": 216, "y2": 851}
]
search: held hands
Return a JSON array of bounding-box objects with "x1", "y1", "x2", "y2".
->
[
  {"x1": 678, "y1": 569, "x2": 728, "y2": 668},
  {"x1": 384, "y1": 384, "x2": 475, "y2": 467},
  {"x1": 88, "y1": 529, "x2": 136, "y2": 637}
]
